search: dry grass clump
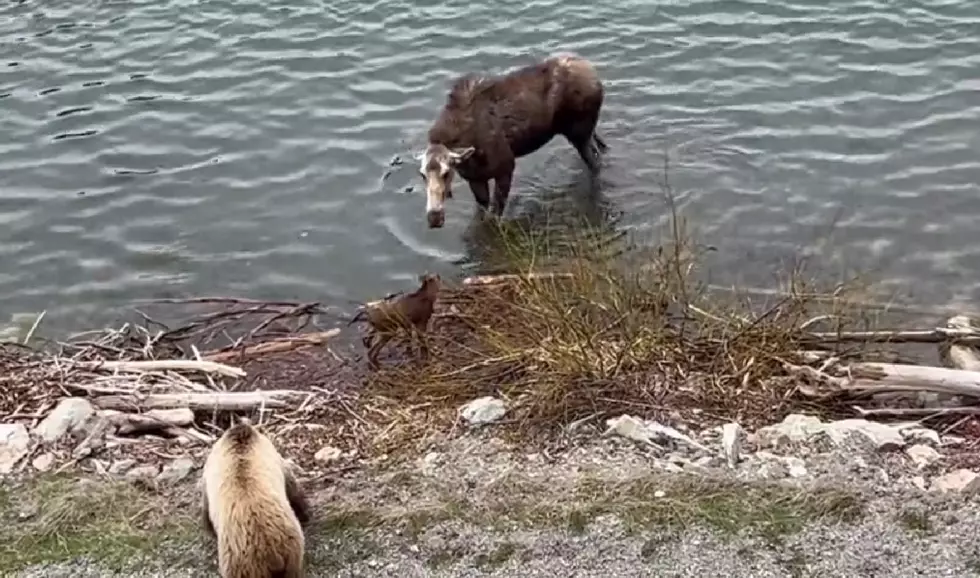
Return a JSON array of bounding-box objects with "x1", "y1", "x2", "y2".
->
[
  {"x1": 364, "y1": 202, "x2": 886, "y2": 441},
  {"x1": 0, "y1": 474, "x2": 198, "y2": 572}
]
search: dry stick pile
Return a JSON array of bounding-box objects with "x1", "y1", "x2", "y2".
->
[
  {"x1": 0, "y1": 298, "x2": 347, "y2": 463},
  {"x1": 3, "y1": 274, "x2": 980, "y2": 468}
]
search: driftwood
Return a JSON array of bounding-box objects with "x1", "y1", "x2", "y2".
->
[
  {"x1": 92, "y1": 390, "x2": 308, "y2": 412},
  {"x1": 462, "y1": 272, "x2": 575, "y2": 286},
  {"x1": 853, "y1": 406, "x2": 980, "y2": 418},
  {"x1": 203, "y1": 329, "x2": 340, "y2": 363},
  {"x1": 106, "y1": 408, "x2": 195, "y2": 435},
  {"x1": 842, "y1": 362, "x2": 980, "y2": 398},
  {"x1": 803, "y1": 327, "x2": 980, "y2": 345},
  {"x1": 76, "y1": 359, "x2": 246, "y2": 379}
]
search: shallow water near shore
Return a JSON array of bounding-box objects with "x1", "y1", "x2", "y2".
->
[{"x1": 1, "y1": 0, "x2": 979, "y2": 335}]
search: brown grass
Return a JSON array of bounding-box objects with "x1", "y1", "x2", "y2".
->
[{"x1": 359, "y1": 194, "x2": 894, "y2": 451}]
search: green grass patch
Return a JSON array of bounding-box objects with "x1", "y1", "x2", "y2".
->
[{"x1": 0, "y1": 474, "x2": 198, "y2": 574}]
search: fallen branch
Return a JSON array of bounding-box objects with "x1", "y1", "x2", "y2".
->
[
  {"x1": 76, "y1": 359, "x2": 246, "y2": 379},
  {"x1": 93, "y1": 390, "x2": 308, "y2": 412},
  {"x1": 107, "y1": 408, "x2": 195, "y2": 435},
  {"x1": 803, "y1": 328, "x2": 980, "y2": 345},
  {"x1": 203, "y1": 329, "x2": 340, "y2": 363},
  {"x1": 843, "y1": 362, "x2": 980, "y2": 398},
  {"x1": 852, "y1": 405, "x2": 980, "y2": 418},
  {"x1": 462, "y1": 272, "x2": 575, "y2": 286}
]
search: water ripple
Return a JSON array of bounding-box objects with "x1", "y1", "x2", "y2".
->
[{"x1": 2, "y1": 0, "x2": 980, "y2": 333}]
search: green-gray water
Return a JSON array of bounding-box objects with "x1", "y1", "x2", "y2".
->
[{"x1": 1, "y1": 0, "x2": 979, "y2": 333}]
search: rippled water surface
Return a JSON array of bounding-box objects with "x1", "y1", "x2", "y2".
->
[{"x1": 2, "y1": 0, "x2": 979, "y2": 333}]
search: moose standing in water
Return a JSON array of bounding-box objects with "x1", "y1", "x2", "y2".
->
[{"x1": 416, "y1": 53, "x2": 608, "y2": 229}]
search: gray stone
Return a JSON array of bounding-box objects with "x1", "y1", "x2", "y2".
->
[
  {"x1": 35, "y1": 398, "x2": 95, "y2": 443},
  {"x1": 900, "y1": 426, "x2": 941, "y2": 447},
  {"x1": 720, "y1": 422, "x2": 743, "y2": 469},
  {"x1": 932, "y1": 469, "x2": 980, "y2": 494},
  {"x1": 0, "y1": 423, "x2": 30, "y2": 474},
  {"x1": 156, "y1": 457, "x2": 195, "y2": 485},
  {"x1": 904, "y1": 444, "x2": 940, "y2": 470},
  {"x1": 32, "y1": 452, "x2": 55, "y2": 472},
  {"x1": 756, "y1": 459, "x2": 788, "y2": 479},
  {"x1": 784, "y1": 456, "x2": 808, "y2": 478},
  {"x1": 109, "y1": 459, "x2": 137, "y2": 475},
  {"x1": 314, "y1": 445, "x2": 344, "y2": 464},
  {"x1": 754, "y1": 413, "x2": 825, "y2": 448},
  {"x1": 822, "y1": 419, "x2": 906, "y2": 452},
  {"x1": 460, "y1": 396, "x2": 507, "y2": 425},
  {"x1": 126, "y1": 465, "x2": 159, "y2": 480},
  {"x1": 605, "y1": 414, "x2": 708, "y2": 452}
]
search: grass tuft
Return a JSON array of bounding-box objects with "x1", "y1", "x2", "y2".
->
[
  {"x1": 362, "y1": 187, "x2": 892, "y2": 451},
  {"x1": 0, "y1": 475, "x2": 198, "y2": 573}
]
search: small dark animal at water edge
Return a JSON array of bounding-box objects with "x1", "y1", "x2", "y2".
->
[
  {"x1": 200, "y1": 418, "x2": 312, "y2": 578},
  {"x1": 417, "y1": 53, "x2": 609, "y2": 229},
  {"x1": 348, "y1": 272, "x2": 442, "y2": 369}
]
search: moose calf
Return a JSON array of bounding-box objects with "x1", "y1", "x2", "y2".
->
[{"x1": 348, "y1": 273, "x2": 441, "y2": 368}]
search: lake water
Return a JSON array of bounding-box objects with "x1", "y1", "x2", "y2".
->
[{"x1": 1, "y1": 0, "x2": 979, "y2": 335}]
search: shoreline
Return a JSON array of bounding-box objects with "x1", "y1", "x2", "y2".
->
[
  {"x1": 3, "y1": 428, "x2": 980, "y2": 577},
  {"x1": 3, "y1": 222, "x2": 980, "y2": 576}
]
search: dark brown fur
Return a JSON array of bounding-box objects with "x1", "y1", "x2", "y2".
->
[
  {"x1": 349, "y1": 273, "x2": 441, "y2": 368},
  {"x1": 420, "y1": 54, "x2": 607, "y2": 228}
]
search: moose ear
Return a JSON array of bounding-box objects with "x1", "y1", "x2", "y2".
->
[{"x1": 448, "y1": 146, "x2": 475, "y2": 163}]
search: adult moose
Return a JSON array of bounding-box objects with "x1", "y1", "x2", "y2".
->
[{"x1": 416, "y1": 53, "x2": 608, "y2": 229}]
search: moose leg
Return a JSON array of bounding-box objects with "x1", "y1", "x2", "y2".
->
[
  {"x1": 413, "y1": 321, "x2": 430, "y2": 363},
  {"x1": 468, "y1": 180, "x2": 491, "y2": 211},
  {"x1": 367, "y1": 333, "x2": 393, "y2": 369},
  {"x1": 564, "y1": 114, "x2": 603, "y2": 174},
  {"x1": 492, "y1": 172, "x2": 513, "y2": 217}
]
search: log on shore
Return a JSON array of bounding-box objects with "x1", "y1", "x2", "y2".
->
[
  {"x1": 92, "y1": 390, "x2": 308, "y2": 412},
  {"x1": 76, "y1": 359, "x2": 246, "y2": 379},
  {"x1": 803, "y1": 328, "x2": 980, "y2": 345},
  {"x1": 843, "y1": 362, "x2": 980, "y2": 398},
  {"x1": 105, "y1": 408, "x2": 195, "y2": 435}
]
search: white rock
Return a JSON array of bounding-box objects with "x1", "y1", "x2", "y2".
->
[
  {"x1": 35, "y1": 398, "x2": 95, "y2": 443},
  {"x1": 900, "y1": 426, "x2": 941, "y2": 447},
  {"x1": 32, "y1": 453, "x2": 55, "y2": 472},
  {"x1": 911, "y1": 476, "x2": 928, "y2": 491},
  {"x1": 653, "y1": 490, "x2": 666, "y2": 498},
  {"x1": 756, "y1": 460, "x2": 787, "y2": 479},
  {"x1": 109, "y1": 459, "x2": 136, "y2": 475},
  {"x1": 784, "y1": 457, "x2": 808, "y2": 478},
  {"x1": 932, "y1": 469, "x2": 980, "y2": 494},
  {"x1": 754, "y1": 414, "x2": 825, "y2": 448},
  {"x1": 604, "y1": 415, "x2": 708, "y2": 452},
  {"x1": 459, "y1": 397, "x2": 507, "y2": 425},
  {"x1": 314, "y1": 446, "x2": 344, "y2": 464},
  {"x1": 905, "y1": 444, "x2": 940, "y2": 470},
  {"x1": 721, "y1": 422, "x2": 743, "y2": 469},
  {"x1": 157, "y1": 457, "x2": 195, "y2": 485},
  {"x1": 822, "y1": 419, "x2": 905, "y2": 451},
  {"x1": 0, "y1": 424, "x2": 30, "y2": 474},
  {"x1": 126, "y1": 465, "x2": 159, "y2": 480}
]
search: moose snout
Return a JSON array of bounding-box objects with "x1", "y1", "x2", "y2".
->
[{"x1": 427, "y1": 210, "x2": 445, "y2": 229}]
